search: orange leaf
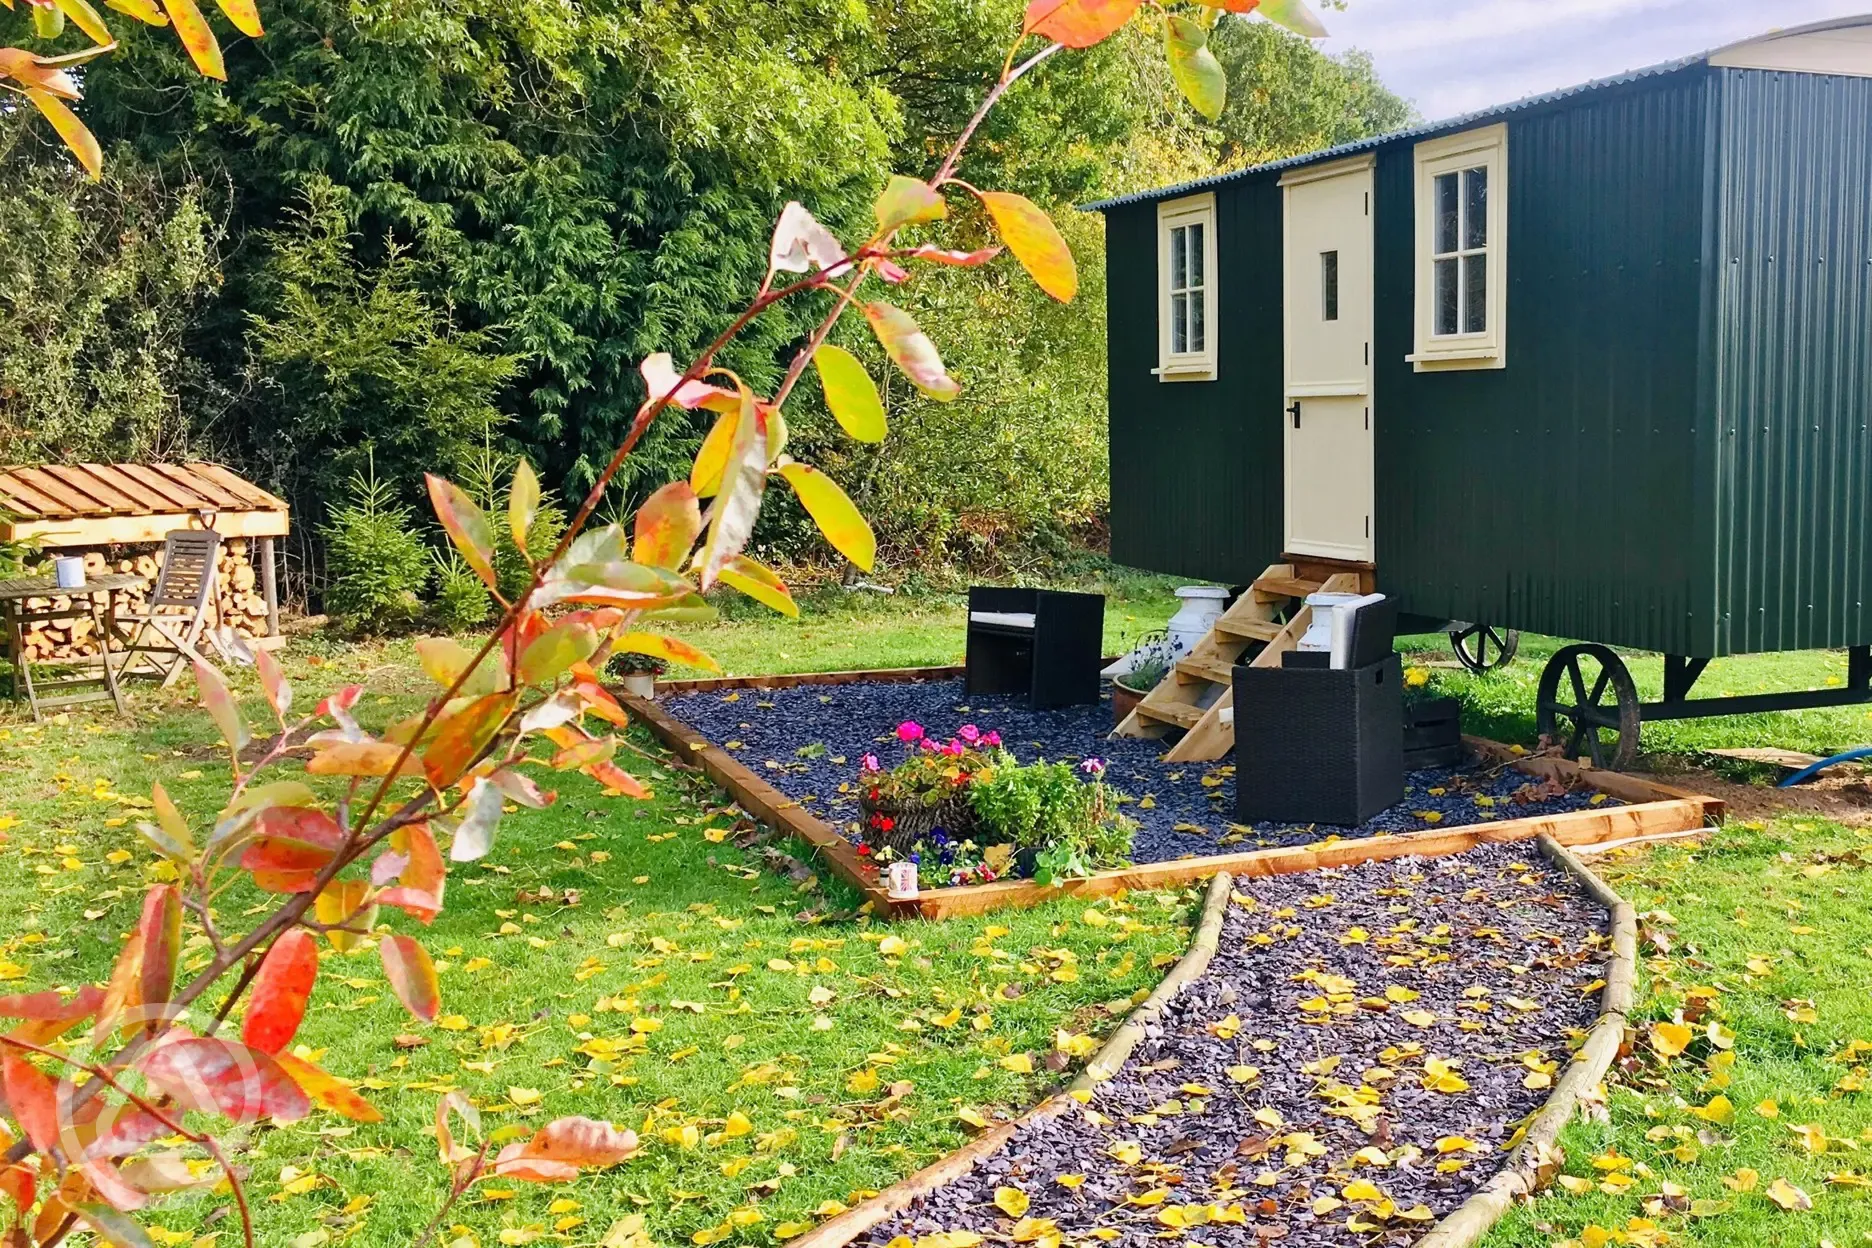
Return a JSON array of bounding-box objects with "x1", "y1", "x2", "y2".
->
[
  {"x1": 159, "y1": 0, "x2": 223, "y2": 78},
  {"x1": 312, "y1": 879, "x2": 375, "y2": 953},
  {"x1": 493, "y1": 1115, "x2": 640, "y2": 1182},
  {"x1": 212, "y1": 0, "x2": 260, "y2": 37},
  {"x1": 977, "y1": 191, "x2": 1077, "y2": 302},
  {"x1": 242, "y1": 929, "x2": 318, "y2": 1055},
  {"x1": 1022, "y1": 0, "x2": 1143, "y2": 48},
  {"x1": 306, "y1": 741, "x2": 422, "y2": 778},
  {"x1": 3, "y1": 1053, "x2": 61, "y2": 1158},
  {"x1": 379, "y1": 935, "x2": 440, "y2": 1024},
  {"x1": 422, "y1": 692, "x2": 516, "y2": 790},
  {"x1": 274, "y1": 1051, "x2": 381, "y2": 1123},
  {"x1": 192, "y1": 656, "x2": 248, "y2": 750},
  {"x1": 632, "y1": 481, "x2": 702, "y2": 571}
]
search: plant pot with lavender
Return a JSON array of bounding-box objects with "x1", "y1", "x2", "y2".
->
[
  {"x1": 1111, "y1": 630, "x2": 1179, "y2": 727},
  {"x1": 607, "y1": 649, "x2": 669, "y2": 699}
]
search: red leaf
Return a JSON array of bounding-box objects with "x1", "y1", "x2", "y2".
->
[
  {"x1": 489, "y1": 767, "x2": 556, "y2": 809},
  {"x1": 3, "y1": 1053, "x2": 62, "y2": 1160},
  {"x1": 631, "y1": 481, "x2": 702, "y2": 572},
  {"x1": 1023, "y1": 0, "x2": 1144, "y2": 47},
  {"x1": 253, "y1": 644, "x2": 292, "y2": 718},
  {"x1": 241, "y1": 930, "x2": 318, "y2": 1056},
  {"x1": 572, "y1": 679, "x2": 631, "y2": 727},
  {"x1": 0, "y1": 985, "x2": 102, "y2": 1023},
  {"x1": 135, "y1": 885, "x2": 181, "y2": 1012},
  {"x1": 274, "y1": 1052, "x2": 382, "y2": 1123},
  {"x1": 379, "y1": 821, "x2": 447, "y2": 923},
  {"x1": 637, "y1": 351, "x2": 737, "y2": 415},
  {"x1": 863, "y1": 302, "x2": 960, "y2": 401},
  {"x1": 0, "y1": 1162, "x2": 34, "y2": 1214},
  {"x1": 379, "y1": 935, "x2": 440, "y2": 1023},
  {"x1": 138, "y1": 1037, "x2": 310, "y2": 1124},
  {"x1": 239, "y1": 806, "x2": 346, "y2": 894},
  {"x1": 903, "y1": 242, "x2": 1002, "y2": 268},
  {"x1": 586, "y1": 759, "x2": 649, "y2": 799},
  {"x1": 193, "y1": 657, "x2": 248, "y2": 750}
]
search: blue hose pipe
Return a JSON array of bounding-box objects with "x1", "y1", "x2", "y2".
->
[{"x1": 1780, "y1": 746, "x2": 1872, "y2": 788}]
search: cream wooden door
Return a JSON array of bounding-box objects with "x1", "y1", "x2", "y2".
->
[{"x1": 1281, "y1": 158, "x2": 1374, "y2": 563}]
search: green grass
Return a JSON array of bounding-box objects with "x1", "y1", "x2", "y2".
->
[
  {"x1": 0, "y1": 626, "x2": 1193, "y2": 1246},
  {"x1": 1398, "y1": 631, "x2": 1872, "y2": 759},
  {"x1": 1483, "y1": 819, "x2": 1872, "y2": 1246},
  {"x1": 5, "y1": 585, "x2": 1872, "y2": 1246}
]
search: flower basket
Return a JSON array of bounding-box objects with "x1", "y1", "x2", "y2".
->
[{"x1": 858, "y1": 792, "x2": 979, "y2": 855}]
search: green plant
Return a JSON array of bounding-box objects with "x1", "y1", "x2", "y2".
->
[
  {"x1": 320, "y1": 452, "x2": 431, "y2": 632},
  {"x1": 1117, "y1": 629, "x2": 1180, "y2": 693},
  {"x1": 462, "y1": 441, "x2": 569, "y2": 600},
  {"x1": 966, "y1": 752, "x2": 1135, "y2": 883},
  {"x1": 606, "y1": 649, "x2": 669, "y2": 678},
  {"x1": 430, "y1": 548, "x2": 493, "y2": 631}
]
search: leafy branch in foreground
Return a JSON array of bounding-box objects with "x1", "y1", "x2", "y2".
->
[{"x1": 0, "y1": 0, "x2": 1323, "y2": 1242}]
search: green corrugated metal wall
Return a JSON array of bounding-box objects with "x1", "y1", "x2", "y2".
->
[
  {"x1": 1709, "y1": 67, "x2": 1872, "y2": 654},
  {"x1": 1374, "y1": 70, "x2": 1716, "y2": 655},
  {"x1": 1105, "y1": 181, "x2": 1284, "y2": 585}
]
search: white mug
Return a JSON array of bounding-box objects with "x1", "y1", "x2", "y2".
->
[
  {"x1": 886, "y1": 862, "x2": 919, "y2": 900},
  {"x1": 53, "y1": 556, "x2": 86, "y2": 589}
]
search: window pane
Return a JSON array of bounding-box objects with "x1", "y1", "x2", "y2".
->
[
  {"x1": 1463, "y1": 166, "x2": 1488, "y2": 250},
  {"x1": 1188, "y1": 223, "x2": 1205, "y2": 291},
  {"x1": 1172, "y1": 292, "x2": 1189, "y2": 354},
  {"x1": 1320, "y1": 250, "x2": 1339, "y2": 321},
  {"x1": 1190, "y1": 287, "x2": 1205, "y2": 353},
  {"x1": 1463, "y1": 253, "x2": 1487, "y2": 333},
  {"x1": 1434, "y1": 172, "x2": 1459, "y2": 255},
  {"x1": 1434, "y1": 257, "x2": 1459, "y2": 335},
  {"x1": 1170, "y1": 225, "x2": 1188, "y2": 292}
]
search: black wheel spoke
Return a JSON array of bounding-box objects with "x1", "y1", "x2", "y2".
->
[
  {"x1": 1568, "y1": 659, "x2": 1590, "y2": 709},
  {"x1": 1588, "y1": 666, "x2": 1612, "y2": 708}
]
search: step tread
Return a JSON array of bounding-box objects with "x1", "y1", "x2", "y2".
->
[
  {"x1": 1174, "y1": 657, "x2": 1237, "y2": 686},
  {"x1": 1135, "y1": 700, "x2": 1206, "y2": 729},
  {"x1": 1252, "y1": 576, "x2": 1324, "y2": 599},
  {"x1": 1215, "y1": 617, "x2": 1284, "y2": 642}
]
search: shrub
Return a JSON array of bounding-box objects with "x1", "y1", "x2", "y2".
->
[
  {"x1": 462, "y1": 442, "x2": 569, "y2": 600},
  {"x1": 430, "y1": 549, "x2": 493, "y2": 631},
  {"x1": 320, "y1": 455, "x2": 430, "y2": 631}
]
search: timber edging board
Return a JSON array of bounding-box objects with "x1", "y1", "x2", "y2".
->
[{"x1": 619, "y1": 666, "x2": 1721, "y2": 922}]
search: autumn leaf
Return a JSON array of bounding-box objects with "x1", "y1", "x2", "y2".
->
[
  {"x1": 25, "y1": 88, "x2": 101, "y2": 180},
  {"x1": 873, "y1": 175, "x2": 947, "y2": 233},
  {"x1": 212, "y1": 0, "x2": 260, "y2": 36},
  {"x1": 1022, "y1": 0, "x2": 1144, "y2": 48},
  {"x1": 1252, "y1": 0, "x2": 1327, "y2": 38},
  {"x1": 1164, "y1": 16, "x2": 1226, "y2": 121},
  {"x1": 380, "y1": 934, "x2": 441, "y2": 1024},
  {"x1": 159, "y1": 0, "x2": 224, "y2": 78},
  {"x1": 313, "y1": 879, "x2": 376, "y2": 953},
  {"x1": 776, "y1": 463, "x2": 875, "y2": 571},
  {"x1": 717, "y1": 555, "x2": 798, "y2": 619},
  {"x1": 1765, "y1": 1177, "x2": 1812, "y2": 1211},
  {"x1": 242, "y1": 929, "x2": 318, "y2": 1055},
  {"x1": 610, "y1": 631, "x2": 720, "y2": 674},
  {"x1": 193, "y1": 657, "x2": 248, "y2": 750},
  {"x1": 631, "y1": 481, "x2": 702, "y2": 571},
  {"x1": 975, "y1": 191, "x2": 1076, "y2": 302},
  {"x1": 1650, "y1": 1020, "x2": 1693, "y2": 1059},
  {"x1": 994, "y1": 1187, "x2": 1030, "y2": 1217},
  {"x1": 864, "y1": 302, "x2": 960, "y2": 401},
  {"x1": 139, "y1": 1037, "x2": 311, "y2": 1123},
  {"x1": 275, "y1": 1051, "x2": 382, "y2": 1123},
  {"x1": 427, "y1": 473, "x2": 498, "y2": 589}
]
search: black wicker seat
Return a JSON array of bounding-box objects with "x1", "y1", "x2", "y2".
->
[{"x1": 965, "y1": 587, "x2": 1104, "y2": 709}]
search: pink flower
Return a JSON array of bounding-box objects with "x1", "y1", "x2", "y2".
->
[
  {"x1": 861, "y1": 753, "x2": 880, "y2": 772},
  {"x1": 957, "y1": 724, "x2": 981, "y2": 743},
  {"x1": 896, "y1": 721, "x2": 924, "y2": 743},
  {"x1": 1080, "y1": 758, "x2": 1106, "y2": 776},
  {"x1": 983, "y1": 731, "x2": 1002, "y2": 747},
  {"x1": 943, "y1": 739, "x2": 965, "y2": 756}
]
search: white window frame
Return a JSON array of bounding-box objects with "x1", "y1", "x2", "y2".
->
[
  {"x1": 1410, "y1": 124, "x2": 1508, "y2": 372},
  {"x1": 1156, "y1": 192, "x2": 1218, "y2": 382}
]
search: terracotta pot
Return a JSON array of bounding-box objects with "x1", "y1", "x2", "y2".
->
[{"x1": 1112, "y1": 681, "x2": 1146, "y2": 727}]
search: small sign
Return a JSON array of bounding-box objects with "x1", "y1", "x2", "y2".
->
[{"x1": 886, "y1": 862, "x2": 919, "y2": 900}]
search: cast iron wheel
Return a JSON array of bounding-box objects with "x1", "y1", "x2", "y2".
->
[
  {"x1": 1536, "y1": 643, "x2": 1641, "y2": 770},
  {"x1": 1449, "y1": 623, "x2": 1521, "y2": 673}
]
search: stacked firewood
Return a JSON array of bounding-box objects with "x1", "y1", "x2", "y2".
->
[{"x1": 16, "y1": 539, "x2": 270, "y2": 661}]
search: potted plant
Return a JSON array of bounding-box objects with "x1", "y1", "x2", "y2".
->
[
  {"x1": 968, "y1": 755, "x2": 1135, "y2": 886},
  {"x1": 856, "y1": 723, "x2": 999, "y2": 856},
  {"x1": 1111, "y1": 630, "x2": 1179, "y2": 727},
  {"x1": 607, "y1": 649, "x2": 668, "y2": 699}
]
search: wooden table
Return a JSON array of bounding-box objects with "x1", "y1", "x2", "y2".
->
[{"x1": 0, "y1": 572, "x2": 146, "y2": 719}]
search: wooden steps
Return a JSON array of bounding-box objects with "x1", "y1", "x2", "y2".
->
[{"x1": 1113, "y1": 563, "x2": 1364, "y2": 763}]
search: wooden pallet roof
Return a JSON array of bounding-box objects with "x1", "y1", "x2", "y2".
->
[{"x1": 0, "y1": 463, "x2": 289, "y2": 546}]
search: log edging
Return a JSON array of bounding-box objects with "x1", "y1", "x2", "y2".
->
[
  {"x1": 786, "y1": 870, "x2": 1236, "y2": 1248},
  {"x1": 1412, "y1": 833, "x2": 1638, "y2": 1248}
]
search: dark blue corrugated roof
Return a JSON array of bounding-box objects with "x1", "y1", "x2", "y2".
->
[{"x1": 1080, "y1": 51, "x2": 1708, "y2": 211}]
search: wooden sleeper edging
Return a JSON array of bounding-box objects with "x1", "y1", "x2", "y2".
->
[
  {"x1": 787, "y1": 871, "x2": 1237, "y2": 1248},
  {"x1": 1412, "y1": 834, "x2": 1638, "y2": 1248}
]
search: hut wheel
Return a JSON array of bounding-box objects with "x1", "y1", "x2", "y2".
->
[
  {"x1": 1535, "y1": 643, "x2": 1641, "y2": 770},
  {"x1": 1448, "y1": 623, "x2": 1520, "y2": 673}
]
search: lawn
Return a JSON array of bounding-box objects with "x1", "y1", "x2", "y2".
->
[{"x1": 3, "y1": 581, "x2": 1870, "y2": 1247}]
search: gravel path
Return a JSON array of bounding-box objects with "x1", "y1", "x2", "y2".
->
[
  {"x1": 660, "y1": 678, "x2": 1614, "y2": 864},
  {"x1": 862, "y1": 844, "x2": 1610, "y2": 1248}
]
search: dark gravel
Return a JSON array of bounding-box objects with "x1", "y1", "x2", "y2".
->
[
  {"x1": 861, "y1": 843, "x2": 1610, "y2": 1248},
  {"x1": 659, "y1": 678, "x2": 1615, "y2": 864}
]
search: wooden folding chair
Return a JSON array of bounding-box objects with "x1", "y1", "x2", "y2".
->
[{"x1": 117, "y1": 530, "x2": 222, "y2": 688}]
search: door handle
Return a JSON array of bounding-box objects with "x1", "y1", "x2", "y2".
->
[{"x1": 1287, "y1": 401, "x2": 1302, "y2": 428}]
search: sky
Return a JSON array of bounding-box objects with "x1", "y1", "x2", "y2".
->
[{"x1": 1315, "y1": 0, "x2": 1872, "y2": 121}]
